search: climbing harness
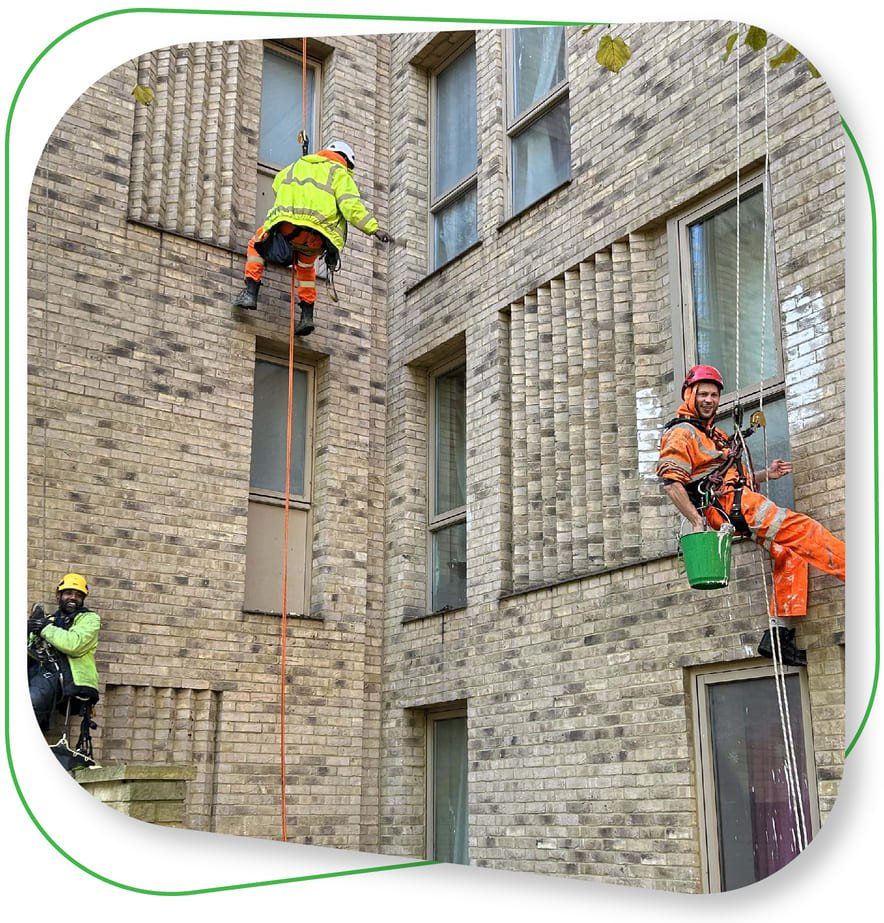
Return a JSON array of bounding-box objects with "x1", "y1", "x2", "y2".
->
[
  {"x1": 50, "y1": 696, "x2": 98, "y2": 771},
  {"x1": 28, "y1": 627, "x2": 98, "y2": 771},
  {"x1": 662, "y1": 409, "x2": 762, "y2": 537}
]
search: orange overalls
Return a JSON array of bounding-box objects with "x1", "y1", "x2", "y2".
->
[
  {"x1": 244, "y1": 223, "x2": 325, "y2": 306},
  {"x1": 656, "y1": 400, "x2": 845, "y2": 617}
]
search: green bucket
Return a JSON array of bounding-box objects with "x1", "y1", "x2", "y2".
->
[{"x1": 679, "y1": 530, "x2": 733, "y2": 589}]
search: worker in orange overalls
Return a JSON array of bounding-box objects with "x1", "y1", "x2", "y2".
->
[
  {"x1": 233, "y1": 140, "x2": 390, "y2": 336},
  {"x1": 656, "y1": 364, "x2": 845, "y2": 666}
]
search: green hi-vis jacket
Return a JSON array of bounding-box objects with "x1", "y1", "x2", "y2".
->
[
  {"x1": 263, "y1": 151, "x2": 379, "y2": 252},
  {"x1": 37, "y1": 608, "x2": 100, "y2": 697}
]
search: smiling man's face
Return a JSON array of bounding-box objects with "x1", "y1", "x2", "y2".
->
[{"x1": 694, "y1": 382, "x2": 721, "y2": 421}]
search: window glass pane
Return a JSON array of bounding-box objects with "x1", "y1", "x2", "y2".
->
[
  {"x1": 716, "y1": 397, "x2": 793, "y2": 509},
  {"x1": 707, "y1": 674, "x2": 812, "y2": 891},
  {"x1": 434, "y1": 45, "x2": 477, "y2": 198},
  {"x1": 432, "y1": 716, "x2": 469, "y2": 864},
  {"x1": 432, "y1": 522, "x2": 467, "y2": 611},
  {"x1": 259, "y1": 48, "x2": 316, "y2": 167},
  {"x1": 434, "y1": 186, "x2": 478, "y2": 267},
  {"x1": 688, "y1": 187, "x2": 778, "y2": 389},
  {"x1": 512, "y1": 26, "x2": 566, "y2": 117},
  {"x1": 434, "y1": 365, "x2": 466, "y2": 514},
  {"x1": 250, "y1": 360, "x2": 308, "y2": 496},
  {"x1": 511, "y1": 99, "x2": 570, "y2": 214}
]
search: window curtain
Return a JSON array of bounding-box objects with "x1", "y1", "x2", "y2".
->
[
  {"x1": 512, "y1": 26, "x2": 565, "y2": 114},
  {"x1": 434, "y1": 366, "x2": 466, "y2": 515},
  {"x1": 511, "y1": 27, "x2": 569, "y2": 213},
  {"x1": 250, "y1": 360, "x2": 308, "y2": 496},
  {"x1": 433, "y1": 716, "x2": 469, "y2": 864},
  {"x1": 689, "y1": 187, "x2": 778, "y2": 390},
  {"x1": 259, "y1": 48, "x2": 315, "y2": 167},
  {"x1": 708, "y1": 675, "x2": 812, "y2": 890},
  {"x1": 434, "y1": 46, "x2": 477, "y2": 198}
]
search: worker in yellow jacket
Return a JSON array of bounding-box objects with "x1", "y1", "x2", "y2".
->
[
  {"x1": 233, "y1": 140, "x2": 390, "y2": 336},
  {"x1": 28, "y1": 573, "x2": 100, "y2": 731}
]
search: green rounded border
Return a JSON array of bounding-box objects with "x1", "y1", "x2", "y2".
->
[{"x1": 3, "y1": 6, "x2": 877, "y2": 896}]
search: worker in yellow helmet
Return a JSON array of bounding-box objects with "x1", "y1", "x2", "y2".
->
[
  {"x1": 233, "y1": 140, "x2": 391, "y2": 336},
  {"x1": 28, "y1": 573, "x2": 101, "y2": 733}
]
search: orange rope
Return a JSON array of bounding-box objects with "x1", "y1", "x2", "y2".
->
[
  {"x1": 302, "y1": 37, "x2": 308, "y2": 145},
  {"x1": 298, "y1": 37, "x2": 309, "y2": 155},
  {"x1": 281, "y1": 35, "x2": 308, "y2": 845},
  {"x1": 279, "y1": 264, "x2": 297, "y2": 842}
]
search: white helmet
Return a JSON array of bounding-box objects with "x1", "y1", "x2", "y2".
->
[{"x1": 327, "y1": 140, "x2": 355, "y2": 167}]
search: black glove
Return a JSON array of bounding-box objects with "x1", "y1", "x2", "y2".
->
[{"x1": 28, "y1": 604, "x2": 49, "y2": 635}]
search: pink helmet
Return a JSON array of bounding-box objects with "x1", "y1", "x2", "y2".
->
[{"x1": 682, "y1": 364, "x2": 724, "y2": 396}]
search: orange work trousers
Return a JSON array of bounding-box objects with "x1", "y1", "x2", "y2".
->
[
  {"x1": 705, "y1": 487, "x2": 845, "y2": 618},
  {"x1": 244, "y1": 222, "x2": 325, "y2": 305}
]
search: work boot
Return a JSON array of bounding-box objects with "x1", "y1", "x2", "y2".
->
[
  {"x1": 295, "y1": 300, "x2": 315, "y2": 336},
  {"x1": 758, "y1": 626, "x2": 807, "y2": 667},
  {"x1": 233, "y1": 278, "x2": 260, "y2": 309}
]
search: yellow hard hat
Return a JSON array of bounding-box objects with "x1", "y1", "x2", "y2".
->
[{"x1": 57, "y1": 572, "x2": 89, "y2": 596}]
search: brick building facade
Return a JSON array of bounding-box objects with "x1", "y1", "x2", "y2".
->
[{"x1": 27, "y1": 21, "x2": 845, "y2": 893}]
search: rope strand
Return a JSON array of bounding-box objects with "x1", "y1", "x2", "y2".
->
[{"x1": 278, "y1": 263, "x2": 298, "y2": 842}]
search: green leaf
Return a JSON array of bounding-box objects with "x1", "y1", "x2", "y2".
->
[
  {"x1": 769, "y1": 44, "x2": 799, "y2": 69},
  {"x1": 596, "y1": 34, "x2": 631, "y2": 73},
  {"x1": 132, "y1": 84, "x2": 155, "y2": 106},
  {"x1": 744, "y1": 26, "x2": 768, "y2": 52},
  {"x1": 723, "y1": 32, "x2": 738, "y2": 61}
]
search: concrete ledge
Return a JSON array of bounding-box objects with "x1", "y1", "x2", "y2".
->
[{"x1": 73, "y1": 764, "x2": 197, "y2": 827}]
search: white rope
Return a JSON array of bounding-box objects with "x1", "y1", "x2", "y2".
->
[
  {"x1": 758, "y1": 553, "x2": 811, "y2": 852},
  {"x1": 747, "y1": 37, "x2": 810, "y2": 856},
  {"x1": 734, "y1": 31, "x2": 742, "y2": 396},
  {"x1": 716, "y1": 24, "x2": 811, "y2": 859}
]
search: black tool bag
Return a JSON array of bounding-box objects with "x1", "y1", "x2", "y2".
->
[{"x1": 254, "y1": 227, "x2": 294, "y2": 267}]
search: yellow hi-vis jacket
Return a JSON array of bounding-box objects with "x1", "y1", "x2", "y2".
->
[
  {"x1": 35, "y1": 607, "x2": 101, "y2": 697},
  {"x1": 263, "y1": 151, "x2": 379, "y2": 252}
]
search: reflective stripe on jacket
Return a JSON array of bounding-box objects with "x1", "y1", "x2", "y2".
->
[
  {"x1": 263, "y1": 151, "x2": 379, "y2": 252},
  {"x1": 39, "y1": 607, "x2": 100, "y2": 695},
  {"x1": 655, "y1": 400, "x2": 736, "y2": 491}
]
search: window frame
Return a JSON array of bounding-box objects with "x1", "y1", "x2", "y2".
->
[
  {"x1": 669, "y1": 169, "x2": 785, "y2": 413},
  {"x1": 504, "y1": 26, "x2": 571, "y2": 216},
  {"x1": 426, "y1": 704, "x2": 469, "y2": 864},
  {"x1": 428, "y1": 39, "x2": 479, "y2": 270},
  {"x1": 428, "y1": 358, "x2": 467, "y2": 613},
  {"x1": 248, "y1": 353, "x2": 315, "y2": 508},
  {"x1": 244, "y1": 352, "x2": 316, "y2": 615},
  {"x1": 668, "y1": 170, "x2": 793, "y2": 503},
  {"x1": 691, "y1": 661, "x2": 820, "y2": 893},
  {"x1": 255, "y1": 41, "x2": 322, "y2": 228}
]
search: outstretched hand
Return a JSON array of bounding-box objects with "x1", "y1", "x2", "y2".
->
[
  {"x1": 375, "y1": 229, "x2": 392, "y2": 243},
  {"x1": 766, "y1": 458, "x2": 793, "y2": 480}
]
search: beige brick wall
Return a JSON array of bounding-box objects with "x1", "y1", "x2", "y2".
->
[
  {"x1": 381, "y1": 20, "x2": 845, "y2": 891},
  {"x1": 28, "y1": 35, "x2": 391, "y2": 850},
  {"x1": 27, "y1": 19, "x2": 845, "y2": 892}
]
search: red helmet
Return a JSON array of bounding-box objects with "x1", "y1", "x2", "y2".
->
[{"x1": 682, "y1": 364, "x2": 724, "y2": 396}]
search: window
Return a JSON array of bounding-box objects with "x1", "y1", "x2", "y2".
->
[
  {"x1": 244, "y1": 356, "x2": 314, "y2": 614},
  {"x1": 427, "y1": 707, "x2": 469, "y2": 864},
  {"x1": 506, "y1": 26, "x2": 570, "y2": 215},
  {"x1": 429, "y1": 362, "x2": 467, "y2": 612},
  {"x1": 255, "y1": 44, "x2": 320, "y2": 227},
  {"x1": 430, "y1": 43, "x2": 478, "y2": 268},
  {"x1": 670, "y1": 173, "x2": 793, "y2": 508},
  {"x1": 692, "y1": 664, "x2": 819, "y2": 892}
]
